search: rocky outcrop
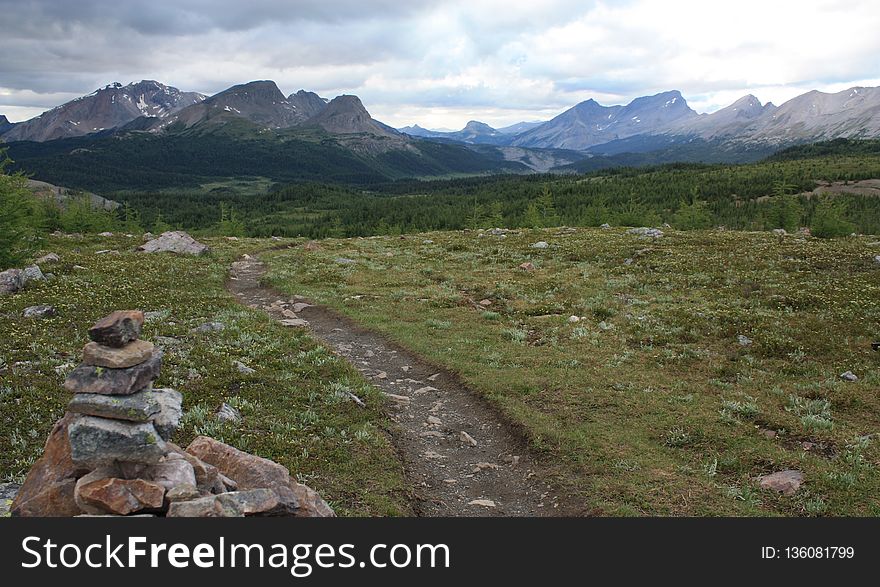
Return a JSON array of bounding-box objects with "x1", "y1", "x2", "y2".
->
[
  {"x1": 138, "y1": 231, "x2": 209, "y2": 256},
  {"x1": 11, "y1": 311, "x2": 334, "y2": 518}
]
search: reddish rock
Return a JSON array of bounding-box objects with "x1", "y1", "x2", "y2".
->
[
  {"x1": 11, "y1": 414, "x2": 84, "y2": 517},
  {"x1": 88, "y1": 310, "x2": 144, "y2": 347},
  {"x1": 82, "y1": 340, "x2": 155, "y2": 368},
  {"x1": 759, "y1": 470, "x2": 804, "y2": 496},
  {"x1": 186, "y1": 436, "x2": 334, "y2": 517},
  {"x1": 519, "y1": 262, "x2": 535, "y2": 271},
  {"x1": 76, "y1": 476, "x2": 165, "y2": 515}
]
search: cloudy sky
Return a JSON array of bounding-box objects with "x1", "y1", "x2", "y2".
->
[{"x1": 2, "y1": 0, "x2": 879, "y2": 129}]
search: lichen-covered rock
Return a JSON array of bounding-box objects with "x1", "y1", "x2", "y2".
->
[
  {"x1": 138, "y1": 231, "x2": 209, "y2": 256},
  {"x1": 68, "y1": 415, "x2": 167, "y2": 468},
  {"x1": 0, "y1": 268, "x2": 25, "y2": 295},
  {"x1": 23, "y1": 265, "x2": 45, "y2": 282},
  {"x1": 166, "y1": 489, "x2": 283, "y2": 517},
  {"x1": 88, "y1": 310, "x2": 144, "y2": 347},
  {"x1": 82, "y1": 339, "x2": 155, "y2": 368},
  {"x1": 23, "y1": 305, "x2": 57, "y2": 319},
  {"x1": 63, "y1": 351, "x2": 162, "y2": 395},
  {"x1": 151, "y1": 388, "x2": 183, "y2": 440},
  {"x1": 11, "y1": 414, "x2": 84, "y2": 517},
  {"x1": 67, "y1": 389, "x2": 163, "y2": 422}
]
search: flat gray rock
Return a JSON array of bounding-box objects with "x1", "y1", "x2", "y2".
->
[
  {"x1": 68, "y1": 415, "x2": 167, "y2": 468},
  {"x1": 63, "y1": 351, "x2": 162, "y2": 395},
  {"x1": 67, "y1": 388, "x2": 163, "y2": 422}
]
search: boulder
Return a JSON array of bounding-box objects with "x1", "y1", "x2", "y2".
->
[
  {"x1": 75, "y1": 469, "x2": 165, "y2": 515},
  {"x1": 166, "y1": 494, "x2": 243, "y2": 517},
  {"x1": 68, "y1": 416, "x2": 167, "y2": 468},
  {"x1": 758, "y1": 470, "x2": 803, "y2": 496},
  {"x1": 63, "y1": 351, "x2": 162, "y2": 395},
  {"x1": 0, "y1": 268, "x2": 24, "y2": 295},
  {"x1": 152, "y1": 388, "x2": 183, "y2": 440},
  {"x1": 166, "y1": 483, "x2": 200, "y2": 502},
  {"x1": 166, "y1": 489, "x2": 284, "y2": 518},
  {"x1": 23, "y1": 265, "x2": 45, "y2": 282},
  {"x1": 185, "y1": 436, "x2": 334, "y2": 517},
  {"x1": 144, "y1": 457, "x2": 197, "y2": 493},
  {"x1": 83, "y1": 339, "x2": 155, "y2": 368},
  {"x1": 23, "y1": 305, "x2": 56, "y2": 319},
  {"x1": 190, "y1": 322, "x2": 224, "y2": 334},
  {"x1": 165, "y1": 443, "x2": 223, "y2": 494},
  {"x1": 138, "y1": 231, "x2": 209, "y2": 256},
  {"x1": 10, "y1": 414, "x2": 84, "y2": 517},
  {"x1": 215, "y1": 402, "x2": 242, "y2": 423},
  {"x1": 88, "y1": 310, "x2": 144, "y2": 347},
  {"x1": 67, "y1": 389, "x2": 163, "y2": 422}
]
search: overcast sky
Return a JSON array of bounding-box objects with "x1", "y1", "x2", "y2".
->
[{"x1": 2, "y1": 0, "x2": 879, "y2": 129}]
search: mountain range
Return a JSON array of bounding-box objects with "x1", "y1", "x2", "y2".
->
[
  {"x1": 1, "y1": 79, "x2": 878, "y2": 190},
  {"x1": 397, "y1": 87, "x2": 880, "y2": 154}
]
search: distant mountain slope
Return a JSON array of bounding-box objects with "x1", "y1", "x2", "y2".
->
[
  {"x1": 304, "y1": 95, "x2": 397, "y2": 137},
  {"x1": 1, "y1": 81, "x2": 204, "y2": 142},
  {"x1": 155, "y1": 80, "x2": 305, "y2": 132},
  {"x1": 399, "y1": 121, "x2": 512, "y2": 145},
  {"x1": 0, "y1": 115, "x2": 13, "y2": 135},
  {"x1": 512, "y1": 90, "x2": 697, "y2": 150},
  {"x1": 288, "y1": 90, "x2": 329, "y2": 119}
]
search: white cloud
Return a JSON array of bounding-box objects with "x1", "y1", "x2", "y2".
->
[{"x1": 1, "y1": 0, "x2": 878, "y2": 129}]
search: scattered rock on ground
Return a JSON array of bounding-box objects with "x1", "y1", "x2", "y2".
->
[
  {"x1": 233, "y1": 360, "x2": 255, "y2": 375},
  {"x1": 627, "y1": 227, "x2": 664, "y2": 239},
  {"x1": 0, "y1": 268, "x2": 25, "y2": 294},
  {"x1": 215, "y1": 402, "x2": 242, "y2": 422},
  {"x1": 519, "y1": 262, "x2": 535, "y2": 271},
  {"x1": 23, "y1": 305, "x2": 56, "y2": 319},
  {"x1": 138, "y1": 231, "x2": 209, "y2": 256},
  {"x1": 737, "y1": 334, "x2": 753, "y2": 347},
  {"x1": 23, "y1": 265, "x2": 45, "y2": 282},
  {"x1": 758, "y1": 470, "x2": 803, "y2": 496},
  {"x1": 840, "y1": 371, "x2": 858, "y2": 382},
  {"x1": 190, "y1": 321, "x2": 225, "y2": 334},
  {"x1": 36, "y1": 253, "x2": 60, "y2": 264},
  {"x1": 531, "y1": 241, "x2": 549, "y2": 249}
]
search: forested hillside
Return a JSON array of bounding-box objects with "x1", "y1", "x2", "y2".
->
[{"x1": 109, "y1": 142, "x2": 880, "y2": 237}]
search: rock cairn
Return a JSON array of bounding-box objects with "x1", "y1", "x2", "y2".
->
[{"x1": 11, "y1": 310, "x2": 334, "y2": 518}]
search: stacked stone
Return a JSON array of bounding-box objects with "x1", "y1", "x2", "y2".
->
[
  {"x1": 62, "y1": 310, "x2": 185, "y2": 515},
  {"x1": 14, "y1": 309, "x2": 336, "y2": 517}
]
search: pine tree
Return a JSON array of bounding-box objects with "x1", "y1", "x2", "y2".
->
[{"x1": 0, "y1": 150, "x2": 37, "y2": 268}]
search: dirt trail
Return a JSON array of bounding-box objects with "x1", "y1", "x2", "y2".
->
[{"x1": 227, "y1": 256, "x2": 564, "y2": 516}]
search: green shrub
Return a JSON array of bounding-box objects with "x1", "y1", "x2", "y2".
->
[{"x1": 810, "y1": 199, "x2": 855, "y2": 238}]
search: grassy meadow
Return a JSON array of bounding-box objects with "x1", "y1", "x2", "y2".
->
[
  {"x1": 0, "y1": 234, "x2": 411, "y2": 516},
  {"x1": 264, "y1": 227, "x2": 880, "y2": 516}
]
